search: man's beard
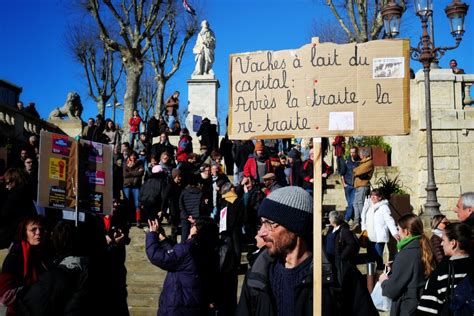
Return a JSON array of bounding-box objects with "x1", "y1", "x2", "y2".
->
[{"x1": 265, "y1": 231, "x2": 297, "y2": 258}]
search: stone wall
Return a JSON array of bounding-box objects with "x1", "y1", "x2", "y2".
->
[{"x1": 386, "y1": 69, "x2": 474, "y2": 219}]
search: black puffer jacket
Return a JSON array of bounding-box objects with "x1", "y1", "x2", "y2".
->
[
  {"x1": 139, "y1": 172, "x2": 167, "y2": 208},
  {"x1": 179, "y1": 186, "x2": 203, "y2": 220}
]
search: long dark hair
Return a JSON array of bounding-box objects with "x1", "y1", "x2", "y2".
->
[
  {"x1": 398, "y1": 214, "x2": 435, "y2": 277},
  {"x1": 444, "y1": 222, "x2": 472, "y2": 252}
]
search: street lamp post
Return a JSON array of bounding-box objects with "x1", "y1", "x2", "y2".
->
[
  {"x1": 106, "y1": 101, "x2": 123, "y2": 123},
  {"x1": 381, "y1": 0, "x2": 469, "y2": 217}
]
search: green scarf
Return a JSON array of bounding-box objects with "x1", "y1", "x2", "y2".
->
[{"x1": 396, "y1": 235, "x2": 421, "y2": 251}]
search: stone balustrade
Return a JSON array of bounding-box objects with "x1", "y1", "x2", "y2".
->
[{"x1": 0, "y1": 103, "x2": 63, "y2": 143}]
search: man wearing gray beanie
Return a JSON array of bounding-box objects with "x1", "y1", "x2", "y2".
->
[{"x1": 237, "y1": 186, "x2": 313, "y2": 316}]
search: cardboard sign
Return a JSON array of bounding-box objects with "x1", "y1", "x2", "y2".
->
[
  {"x1": 228, "y1": 39, "x2": 410, "y2": 139},
  {"x1": 38, "y1": 131, "x2": 113, "y2": 215}
]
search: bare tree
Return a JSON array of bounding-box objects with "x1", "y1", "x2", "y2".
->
[
  {"x1": 149, "y1": 4, "x2": 197, "y2": 113},
  {"x1": 86, "y1": 0, "x2": 173, "y2": 134},
  {"x1": 66, "y1": 25, "x2": 123, "y2": 117},
  {"x1": 138, "y1": 69, "x2": 157, "y2": 128},
  {"x1": 325, "y1": 0, "x2": 407, "y2": 42}
]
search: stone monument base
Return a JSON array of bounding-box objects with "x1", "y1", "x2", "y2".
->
[
  {"x1": 186, "y1": 77, "x2": 220, "y2": 137},
  {"x1": 49, "y1": 119, "x2": 83, "y2": 138}
]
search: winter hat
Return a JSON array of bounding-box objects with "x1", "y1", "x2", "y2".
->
[
  {"x1": 258, "y1": 186, "x2": 313, "y2": 237},
  {"x1": 152, "y1": 165, "x2": 163, "y2": 174},
  {"x1": 288, "y1": 148, "x2": 300, "y2": 160},
  {"x1": 254, "y1": 141, "x2": 264, "y2": 152},
  {"x1": 171, "y1": 168, "x2": 181, "y2": 178}
]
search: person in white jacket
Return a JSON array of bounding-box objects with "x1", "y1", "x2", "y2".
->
[{"x1": 361, "y1": 188, "x2": 399, "y2": 270}]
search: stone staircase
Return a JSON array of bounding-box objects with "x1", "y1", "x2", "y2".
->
[{"x1": 323, "y1": 173, "x2": 347, "y2": 214}]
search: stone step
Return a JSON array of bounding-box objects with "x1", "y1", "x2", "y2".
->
[
  {"x1": 127, "y1": 293, "x2": 158, "y2": 308},
  {"x1": 127, "y1": 306, "x2": 158, "y2": 316},
  {"x1": 127, "y1": 262, "x2": 161, "y2": 273},
  {"x1": 128, "y1": 284, "x2": 162, "y2": 295}
]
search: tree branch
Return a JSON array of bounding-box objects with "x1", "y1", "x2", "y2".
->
[
  {"x1": 102, "y1": 0, "x2": 134, "y2": 51},
  {"x1": 347, "y1": 0, "x2": 362, "y2": 42},
  {"x1": 326, "y1": 0, "x2": 355, "y2": 42},
  {"x1": 165, "y1": 24, "x2": 194, "y2": 80},
  {"x1": 87, "y1": 0, "x2": 121, "y2": 51},
  {"x1": 357, "y1": 0, "x2": 368, "y2": 42}
]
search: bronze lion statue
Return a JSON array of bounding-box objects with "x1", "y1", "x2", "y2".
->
[{"x1": 48, "y1": 92, "x2": 84, "y2": 120}]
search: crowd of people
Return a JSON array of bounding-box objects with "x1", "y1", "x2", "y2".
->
[{"x1": 0, "y1": 111, "x2": 473, "y2": 315}]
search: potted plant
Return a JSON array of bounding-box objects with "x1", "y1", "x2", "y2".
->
[{"x1": 376, "y1": 174, "x2": 412, "y2": 222}]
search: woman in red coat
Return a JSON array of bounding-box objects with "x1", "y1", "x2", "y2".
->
[{"x1": 129, "y1": 110, "x2": 142, "y2": 147}]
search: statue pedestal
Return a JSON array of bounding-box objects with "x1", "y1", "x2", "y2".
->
[
  {"x1": 186, "y1": 77, "x2": 220, "y2": 136},
  {"x1": 48, "y1": 119, "x2": 83, "y2": 138}
]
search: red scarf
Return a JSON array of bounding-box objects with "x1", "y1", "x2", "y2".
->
[
  {"x1": 103, "y1": 215, "x2": 111, "y2": 232},
  {"x1": 21, "y1": 241, "x2": 38, "y2": 286}
]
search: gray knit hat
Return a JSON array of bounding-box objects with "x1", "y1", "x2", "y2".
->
[{"x1": 258, "y1": 186, "x2": 313, "y2": 237}]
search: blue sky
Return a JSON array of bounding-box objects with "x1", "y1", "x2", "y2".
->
[{"x1": 1, "y1": 0, "x2": 473, "y2": 134}]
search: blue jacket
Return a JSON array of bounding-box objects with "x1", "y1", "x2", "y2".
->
[
  {"x1": 146, "y1": 232, "x2": 201, "y2": 316},
  {"x1": 339, "y1": 158, "x2": 360, "y2": 186}
]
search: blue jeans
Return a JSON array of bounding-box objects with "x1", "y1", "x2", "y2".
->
[
  {"x1": 167, "y1": 115, "x2": 175, "y2": 131},
  {"x1": 123, "y1": 187, "x2": 140, "y2": 210},
  {"x1": 344, "y1": 185, "x2": 356, "y2": 221},
  {"x1": 129, "y1": 132, "x2": 139, "y2": 147},
  {"x1": 367, "y1": 241, "x2": 385, "y2": 270}
]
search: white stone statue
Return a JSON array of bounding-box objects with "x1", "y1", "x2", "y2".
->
[{"x1": 192, "y1": 20, "x2": 216, "y2": 76}]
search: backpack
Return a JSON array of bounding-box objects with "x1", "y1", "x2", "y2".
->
[{"x1": 450, "y1": 274, "x2": 474, "y2": 316}]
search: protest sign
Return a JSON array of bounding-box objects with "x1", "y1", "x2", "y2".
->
[
  {"x1": 38, "y1": 131, "x2": 113, "y2": 215},
  {"x1": 228, "y1": 39, "x2": 410, "y2": 139}
]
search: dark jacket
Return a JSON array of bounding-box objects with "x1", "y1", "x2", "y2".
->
[
  {"x1": 463, "y1": 213, "x2": 474, "y2": 256},
  {"x1": 233, "y1": 141, "x2": 255, "y2": 172},
  {"x1": 146, "y1": 233, "x2": 201, "y2": 316},
  {"x1": 123, "y1": 160, "x2": 144, "y2": 188},
  {"x1": 139, "y1": 172, "x2": 167, "y2": 208},
  {"x1": 179, "y1": 186, "x2": 203, "y2": 219},
  {"x1": 237, "y1": 249, "x2": 313, "y2": 316},
  {"x1": 151, "y1": 141, "x2": 175, "y2": 161},
  {"x1": 334, "y1": 223, "x2": 359, "y2": 261},
  {"x1": 381, "y1": 239, "x2": 427, "y2": 316},
  {"x1": 161, "y1": 180, "x2": 182, "y2": 222},
  {"x1": 430, "y1": 233, "x2": 445, "y2": 263},
  {"x1": 219, "y1": 136, "x2": 234, "y2": 176},
  {"x1": 290, "y1": 160, "x2": 305, "y2": 188},
  {"x1": 19, "y1": 256, "x2": 90, "y2": 316},
  {"x1": 196, "y1": 120, "x2": 218, "y2": 151},
  {"x1": 339, "y1": 157, "x2": 360, "y2": 186}
]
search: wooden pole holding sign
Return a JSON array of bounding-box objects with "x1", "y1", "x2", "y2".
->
[{"x1": 313, "y1": 137, "x2": 323, "y2": 315}]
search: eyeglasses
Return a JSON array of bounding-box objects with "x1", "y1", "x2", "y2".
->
[{"x1": 260, "y1": 219, "x2": 280, "y2": 232}]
